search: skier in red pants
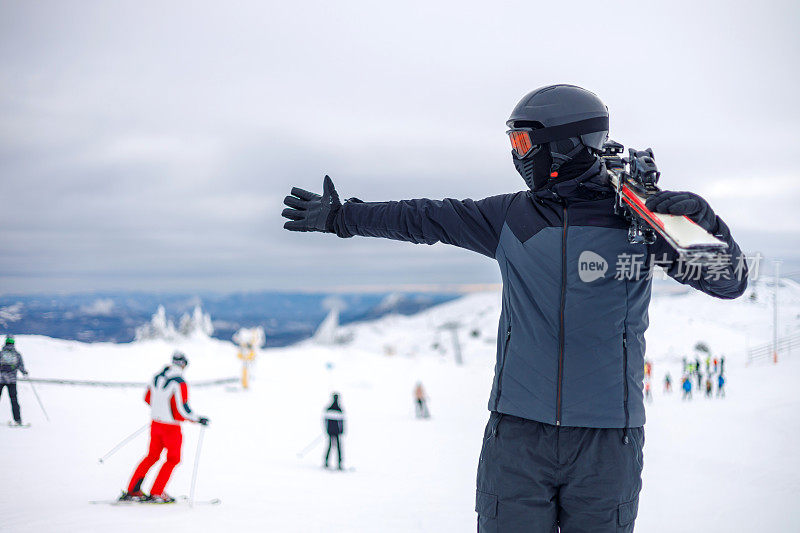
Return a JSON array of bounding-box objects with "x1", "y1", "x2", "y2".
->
[{"x1": 120, "y1": 351, "x2": 209, "y2": 503}]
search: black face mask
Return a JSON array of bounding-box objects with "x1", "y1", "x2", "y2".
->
[
  {"x1": 512, "y1": 145, "x2": 553, "y2": 191},
  {"x1": 513, "y1": 143, "x2": 597, "y2": 192}
]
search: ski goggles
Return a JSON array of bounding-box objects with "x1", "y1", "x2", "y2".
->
[
  {"x1": 507, "y1": 116, "x2": 610, "y2": 158},
  {"x1": 507, "y1": 129, "x2": 540, "y2": 158}
]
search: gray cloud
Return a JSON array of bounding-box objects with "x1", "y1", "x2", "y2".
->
[{"x1": 1, "y1": 0, "x2": 799, "y2": 293}]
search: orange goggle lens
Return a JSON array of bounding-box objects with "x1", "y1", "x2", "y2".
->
[{"x1": 508, "y1": 130, "x2": 536, "y2": 158}]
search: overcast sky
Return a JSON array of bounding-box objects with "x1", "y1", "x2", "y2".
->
[{"x1": 1, "y1": 0, "x2": 798, "y2": 294}]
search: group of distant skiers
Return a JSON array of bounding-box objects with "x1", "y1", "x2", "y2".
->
[
  {"x1": 641, "y1": 352, "x2": 727, "y2": 403},
  {"x1": 674, "y1": 354, "x2": 726, "y2": 400}
]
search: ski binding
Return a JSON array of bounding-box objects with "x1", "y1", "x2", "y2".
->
[{"x1": 602, "y1": 140, "x2": 727, "y2": 264}]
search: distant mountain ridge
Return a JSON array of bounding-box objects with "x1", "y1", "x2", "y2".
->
[{"x1": 0, "y1": 291, "x2": 459, "y2": 346}]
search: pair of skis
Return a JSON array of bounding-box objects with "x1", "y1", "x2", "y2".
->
[
  {"x1": 89, "y1": 495, "x2": 221, "y2": 506},
  {"x1": 602, "y1": 141, "x2": 727, "y2": 264}
]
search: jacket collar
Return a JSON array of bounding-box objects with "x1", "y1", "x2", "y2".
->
[
  {"x1": 166, "y1": 364, "x2": 184, "y2": 378},
  {"x1": 532, "y1": 158, "x2": 610, "y2": 202}
]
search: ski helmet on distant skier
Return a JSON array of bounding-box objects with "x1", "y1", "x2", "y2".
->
[
  {"x1": 4, "y1": 336, "x2": 14, "y2": 345},
  {"x1": 506, "y1": 84, "x2": 609, "y2": 190},
  {"x1": 172, "y1": 351, "x2": 188, "y2": 368}
]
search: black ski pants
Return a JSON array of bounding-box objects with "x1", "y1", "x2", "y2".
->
[
  {"x1": 0, "y1": 383, "x2": 21, "y2": 423},
  {"x1": 325, "y1": 434, "x2": 342, "y2": 467},
  {"x1": 476, "y1": 412, "x2": 643, "y2": 532}
]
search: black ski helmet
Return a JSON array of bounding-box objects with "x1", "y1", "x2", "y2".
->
[
  {"x1": 172, "y1": 351, "x2": 188, "y2": 368},
  {"x1": 507, "y1": 84, "x2": 609, "y2": 189}
]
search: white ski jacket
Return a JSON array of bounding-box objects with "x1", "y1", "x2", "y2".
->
[{"x1": 145, "y1": 365, "x2": 200, "y2": 425}]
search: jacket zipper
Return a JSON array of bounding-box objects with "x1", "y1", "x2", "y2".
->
[
  {"x1": 494, "y1": 324, "x2": 512, "y2": 408},
  {"x1": 622, "y1": 330, "x2": 630, "y2": 441},
  {"x1": 556, "y1": 202, "x2": 568, "y2": 426}
]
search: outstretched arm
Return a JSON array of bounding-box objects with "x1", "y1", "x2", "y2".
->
[
  {"x1": 17, "y1": 351, "x2": 27, "y2": 376},
  {"x1": 282, "y1": 176, "x2": 516, "y2": 258},
  {"x1": 172, "y1": 381, "x2": 209, "y2": 425},
  {"x1": 646, "y1": 191, "x2": 748, "y2": 299}
]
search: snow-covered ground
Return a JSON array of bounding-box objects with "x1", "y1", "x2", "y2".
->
[{"x1": 1, "y1": 281, "x2": 799, "y2": 532}]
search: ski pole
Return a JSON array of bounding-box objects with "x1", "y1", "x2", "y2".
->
[
  {"x1": 25, "y1": 378, "x2": 50, "y2": 422},
  {"x1": 98, "y1": 423, "x2": 149, "y2": 464},
  {"x1": 189, "y1": 426, "x2": 206, "y2": 507},
  {"x1": 296, "y1": 432, "x2": 324, "y2": 458}
]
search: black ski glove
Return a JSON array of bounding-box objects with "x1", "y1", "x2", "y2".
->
[
  {"x1": 198, "y1": 416, "x2": 210, "y2": 426},
  {"x1": 645, "y1": 191, "x2": 718, "y2": 233},
  {"x1": 282, "y1": 175, "x2": 342, "y2": 233}
]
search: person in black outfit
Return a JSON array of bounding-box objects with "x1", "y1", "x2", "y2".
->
[
  {"x1": 323, "y1": 393, "x2": 345, "y2": 470},
  {"x1": 281, "y1": 84, "x2": 748, "y2": 531}
]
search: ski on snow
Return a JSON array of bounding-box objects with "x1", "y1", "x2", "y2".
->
[
  {"x1": 7, "y1": 422, "x2": 31, "y2": 428},
  {"x1": 602, "y1": 141, "x2": 727, "y2": 264},
  {"x1": 89, "y1": 495, "x2": 221, "y2": 506}
]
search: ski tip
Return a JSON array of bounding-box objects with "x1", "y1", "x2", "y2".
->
[{"x1": 177, "y1": 495, "x2": 222, "y2": 505}]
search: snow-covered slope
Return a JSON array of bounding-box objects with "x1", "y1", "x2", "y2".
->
[{"x1": 1, "y1": 282, "x2": 799, "y2": 532}]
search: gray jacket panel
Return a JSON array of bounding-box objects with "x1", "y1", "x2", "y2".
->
[{"x1": 492, "y1": 224, "x2": 651, "y2": 428}]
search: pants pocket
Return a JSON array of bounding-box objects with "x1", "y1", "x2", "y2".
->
[
  {"x1": 628, "y1": 427, "x2": 644, "y2": 471},
  {"x1": 478, "y1": 413, "x2": 503, "y2": 476},
  {"x1": 483, "y1": 412, "x2": 503, "y2": 443},
  {"x1": 617, "y1": 496, "x2": 639, "y2": 527},
  {"x1": 475, "y1": 490, "x2": 498, "y2": 532}
]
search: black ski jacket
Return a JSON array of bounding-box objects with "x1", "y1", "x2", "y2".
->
[
  {"x1": 332, "y1": 159, "x2": 747, "y2": 428},
  {"x1": 324, "y1": 403, "x2": 345, "y2": 435}
]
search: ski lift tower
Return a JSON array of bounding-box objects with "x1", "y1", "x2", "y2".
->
[
  {"x1": 772, "y1": 260, "x2": 781, "y2": 364},
  {"x1": 439, "y1": 321, "x2": 464, "y2": 366}
]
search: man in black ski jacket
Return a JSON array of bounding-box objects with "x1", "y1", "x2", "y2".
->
[
  {"x1": 282, "y1": 84, "x2": 747, "y2": 531},
  {"x1": 0, "y1": 336, "x2": 28, "y2": 426},
  {"x1": 323, "y1": 392, "x2": 345, "y2": 470}
]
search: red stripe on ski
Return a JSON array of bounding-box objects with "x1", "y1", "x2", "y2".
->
[
  {"x1": 620, "y1": 184, "x2": 665, "y2": 230},
  {"x1": 620, "y1": 181, "x2": 708, "y2": 235}
]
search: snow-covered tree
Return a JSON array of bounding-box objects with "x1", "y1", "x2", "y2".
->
[
  {"x1": 135, "y1": 304, "x2": 213, "y2": 341},
  {"x1": 313, "y1": 307, "x2": 340, "y2": 345},
  {"x1": 178, "y1": 305, "x2": 214, "y2": 337},
  {"x1": 134, "y1": 305, "x2": 178, "y2": 341}
]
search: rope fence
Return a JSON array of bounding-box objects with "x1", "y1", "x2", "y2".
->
[{"x1": 18, "y1": 377, "x2": 238, "y2": 388}]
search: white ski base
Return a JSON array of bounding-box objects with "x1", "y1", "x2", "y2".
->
[{"x1": 609, "y1": 172, "x2": 727, "y2": 253}]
